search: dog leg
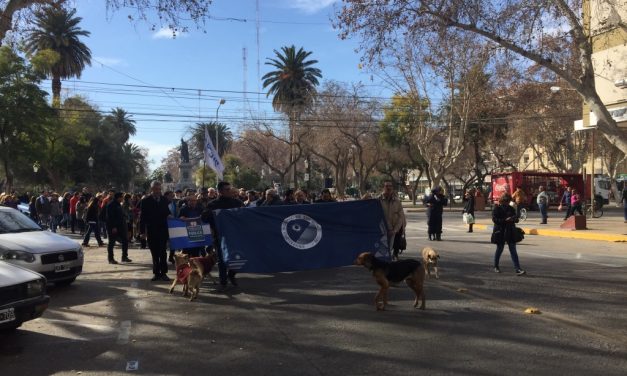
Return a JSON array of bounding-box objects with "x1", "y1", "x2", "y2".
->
[
  {"x1": 424, "y1": 264, "x2": 431, "y2": 279},
  {"x1": 434, "y1": 266, "x2": 439, "y2": 279},
  {"x1": 168, "y1": 280, "x2": 178, "y2": 294},
  {"x1": 408, "y1": 271, "x2": 426, "y2": 310}
]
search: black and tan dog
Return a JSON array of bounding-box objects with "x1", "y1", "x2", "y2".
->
[{"x1": 355, "y1": 252, "x2": 426, "y2": 311}]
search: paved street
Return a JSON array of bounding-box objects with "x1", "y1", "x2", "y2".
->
[{"x1": 2, "y1": 212, "x2": 627, "y2": 376}]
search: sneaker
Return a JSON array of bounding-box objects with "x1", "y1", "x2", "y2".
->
[
  {"x1": 121, "y1": 257, "x2": 132, "y2": 263},
  {"x1": 516, "y1": 269, "x2": 526, "y2": 276},
  {"x1": 160, "y1": 274, "x2": 171, "y2": 282},
  {"x1": 494, "y1": 267, "x2": 501, "y2": 273},
  {"x1": 108, "y1": 259, "x2": 119, "y2": 265},
  {"x1": 81, "y1": 243, "x2": 89, "y2": 247},
  {"x1": 150, "y1": 275, "x2": 160, "y2": 282}
]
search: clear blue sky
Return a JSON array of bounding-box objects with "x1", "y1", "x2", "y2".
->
[{"x1": 54, "y1": 0, "x2": 389, "y2": 168}]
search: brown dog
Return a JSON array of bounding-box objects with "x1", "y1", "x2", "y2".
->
[
  {"x1": 355, "y1": 252, "x2": 426, "y2": 310},
  {"x1": 169, "y1": 252, "x2": 217, "y2": 301},
  {"x1": 169, "y1": 252, "x2": 191, "y2": 297},
  {"x1": 421, "y1": 247, "x2": 440, "y2": 279},
  {"x1": 189, "y1": 252, "x2": 217, "y2": 283}
]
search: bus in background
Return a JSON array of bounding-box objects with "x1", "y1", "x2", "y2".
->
[{"x1": 491, "y1": 172, "x2": 586, "y2": 210}]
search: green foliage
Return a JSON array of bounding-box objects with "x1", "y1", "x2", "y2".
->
[
  {"x1": 262, "y1": 45, "x2": 322, "y2": 115},
  {"x1": 24, "y1": 7, "x2": 92, "y2": 105},
  {"x1": 380, "y1": 95, "x2": 430, "y2": 147},
  {"x1": 189, "y1": 122, "x2": 232, "y2": 159},
  {"x1": 222, "y1": 155, "x2": 261, "y2": 189},
  {"x1": 103, "y1": 108, "x2": 137, "y2": 143},
  {"x1": 0, "y1": 46, "x2": 53, "y2": 191}
]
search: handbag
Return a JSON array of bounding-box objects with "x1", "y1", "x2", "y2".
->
[
  {"x1": 462, "y1": 213, "x2": 475, "y2": 224},
  {"x1": 514, "y1": 227, "x2": 525, "y2": 243},
  {"x1": 490, "y1": 229, "x2": 501, "y2": 244},
  {"x1": 393, "y1": 228, "x2": 407, "y2": 251}
]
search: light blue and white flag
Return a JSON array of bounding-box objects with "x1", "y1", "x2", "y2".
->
[
  {"x1": 204, "y1": 126, "x2": 224, "y2": 179},
  {"x1": 167, "y1": 217, "x2": 213, "y2": 249}
]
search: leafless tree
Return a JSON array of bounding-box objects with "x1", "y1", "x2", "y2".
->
[{"x1": 336, "y1": 0, "x2": 627, "y2": 157}]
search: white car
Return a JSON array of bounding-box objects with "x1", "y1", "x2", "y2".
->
[
  {"x1": 0, "y1": 207, "x2": 84, "y2": 286},
  {"x1": 0, "y1": 261, "x2": 49, "y2": 331}
]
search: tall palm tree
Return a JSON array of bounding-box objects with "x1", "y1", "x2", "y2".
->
[
  {"x1": 262, "y1": 45, "x2": 321, "y2": 187},
  {"x1": 105, "y1": 108, "x2": 136, "y2": 142},
  {"x1": 24, "y1": 7, "x2": 91, "y2": 107},
  {"x1": 191, "y1": 122, "x2": 232, "y2": 160}
]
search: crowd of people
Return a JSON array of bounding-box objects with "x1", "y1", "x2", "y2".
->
[{"x1": 4, "y1": 179, "x2": 626, "y2": 284}]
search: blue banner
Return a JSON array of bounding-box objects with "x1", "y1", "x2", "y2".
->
[
  {"x1": 214, "y1": 200, "x2": 390, "y2": 273},
  {"x1": 167, "y1": 218, "x2": 213, "y2": 249}
]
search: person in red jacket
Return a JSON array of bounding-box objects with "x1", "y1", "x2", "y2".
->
[{"x1": 69, "y1": 192, "x2": 80, "y2": 233}]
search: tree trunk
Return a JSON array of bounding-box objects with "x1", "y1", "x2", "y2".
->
[
  {"x1": 2, "y1": 156, "x2": 13, "y2": 193},
  {"x1": 52, "y1": 74, "x2": 61, "y2": 108}
]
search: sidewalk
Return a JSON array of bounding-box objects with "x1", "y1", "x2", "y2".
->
[{"x1": 404, "y1": 203, "x2": 627, "y2": 243}]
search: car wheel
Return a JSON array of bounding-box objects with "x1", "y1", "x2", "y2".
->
[
  {"x1": 53, "y1": 277, "x2": 76, "y2": 287},
  {"x1": 1, "y1": 323, "x2": 22, "y2": 332}
]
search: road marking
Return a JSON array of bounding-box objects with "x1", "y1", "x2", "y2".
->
[
  {"x1": 523, "y1": 250, "x2": 625, "y2": 268},
  {"x1": 126, "y1": 360, "x2": 139, "y2": 371},
  {"x1": 117, "y1": 320, "x2": 132, "y2": 344}
]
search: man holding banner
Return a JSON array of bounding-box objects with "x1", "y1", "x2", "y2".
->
[
  {"x1": 177, "y1": 195, "x2": 205, "y2": 257},
  {"x1": 140, "y1": 181, "x2": 173, "y2": 282},
  {"x1": 201, "y1": 181, "x2": 244, "y2": 289}
]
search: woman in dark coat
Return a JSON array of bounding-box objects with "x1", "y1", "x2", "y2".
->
[
  {"x1": 424, "y1": 186, "x2": 448, "y2": 241},
  {"x1": 492, "y1": 193, "x2": 526, "y2": 275},
  {"x1": 463, "y1": 189, "x2": 476, "y2": 233},
  {"x1": 82, "y1": 197, "x2": 105, "y2": 247}
]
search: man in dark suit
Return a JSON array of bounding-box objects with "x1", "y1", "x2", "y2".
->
[
  {"x1": 105, "y1": 192, "x2": 131, "y2": 264},
  {"x1": 140, "y1": 181, "x2": 172, "y2": 281},
  {"x1": 201, "y1": 181, "x2": 244, "y2": 289}
]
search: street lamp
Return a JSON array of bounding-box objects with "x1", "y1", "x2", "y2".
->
[
  {"x1": 215, "y1": 98, "x2": 226, "y2": 157},
  {"x1": 88, "y1": 156, "x2": 94, "y2": 186},
  {"x1": 33, "y1": 161, "x2": 40, "y2": 173}
]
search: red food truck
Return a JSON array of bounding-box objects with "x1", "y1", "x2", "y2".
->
[{"x1": 490, "y1": 171, "x2": 586, "y2": 208}]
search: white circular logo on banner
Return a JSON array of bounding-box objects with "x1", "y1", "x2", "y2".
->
[{"x1": 281, "y1": 214, "x2": 322, "y2": 249}]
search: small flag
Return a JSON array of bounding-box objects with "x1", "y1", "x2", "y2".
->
[
  {"x1": 168, "y1": 217, "x2": 213, "y2": 249},
  {"x1": 204, "y1": 126, "x2": 225, "y2": 179}
]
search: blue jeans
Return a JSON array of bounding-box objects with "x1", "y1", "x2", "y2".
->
[
  {"x1": 50, "y1": 215, "x2": 59, "y2": 233},
  {"x1": 495, "y1": 241, "x2": 522, "y2": 270},
  {"x1": 539, "y1": 203, "x2": 548, "y2": 223}
]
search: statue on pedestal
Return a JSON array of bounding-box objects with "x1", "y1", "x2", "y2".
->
[{"x1": 180, "y1": 138, "x2": 190, "y2": 163}]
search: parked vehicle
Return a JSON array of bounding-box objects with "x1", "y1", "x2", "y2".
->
[
  {"x1": 491, "y1": 172, "x2": 586, "y2": 209},
  {"x1": 0, "y1": 261, "x2": 49, "y2": 331},
  {"x1": 17, "y1": 202, "x2": 30, "y2": 216},
  {"x1": 0, "y1": 207, "x2": 84, "y2": 286}
]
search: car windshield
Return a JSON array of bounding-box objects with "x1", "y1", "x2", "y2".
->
[{"x1": 0, "y1": 210, "x2": 42, "y2": 234}]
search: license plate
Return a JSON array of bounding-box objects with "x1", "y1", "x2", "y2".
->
[
  {"x1": 54, "y1": 263, "x2": 70, "y2": 273},
  {"x1": 0, "y1": 308, "x2": 16, "y2": 323}
]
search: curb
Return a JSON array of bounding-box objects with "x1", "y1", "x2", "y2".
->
[{"x1": 473, "y1": 223, "x2": 627, "y2": 243}]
